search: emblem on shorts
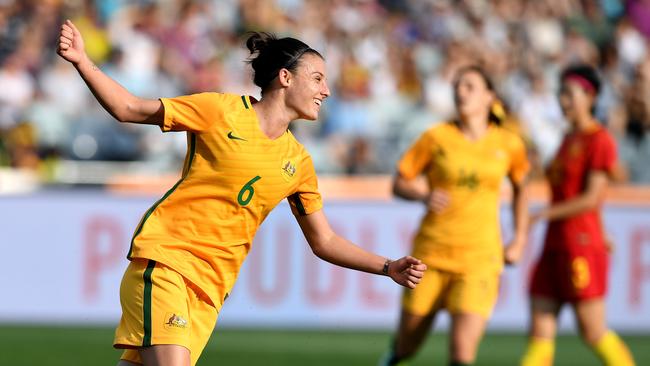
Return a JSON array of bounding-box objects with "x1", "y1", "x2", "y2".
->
[
  {"x1": 164, "y1": 313, "x2": 188, "y2": 329},
  {"x1": 281, "y1": 158, "x2": 297, "y2": 181}
]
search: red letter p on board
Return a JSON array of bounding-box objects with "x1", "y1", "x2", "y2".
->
[{"x1": 83, "y1": 215, "x2": 123, "y2": 302}]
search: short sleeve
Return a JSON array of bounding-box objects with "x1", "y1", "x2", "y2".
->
[
  {"x1": 288, "y1": 153, "x2": 323, "y2": 216},
  {"x1": 508, "y1": 134, "x2": 530, "y2": 184},
  {"x1": 589, "y1": 130, "x2": 617, "y2": 174},
  {"x1": 159, "y1": 92, "x2": 229, "y2": 132},
  {"x1": 397, "y1": 131, "x2": 434, "y2": 179}
]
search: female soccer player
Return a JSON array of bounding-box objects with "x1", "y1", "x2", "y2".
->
[
  {"x1": 57, "y1": 20, "x2": 426, "y2": 366},
  {"x1": 520, "y1": 65, "x2": 635, "y2": 366},
  {"x1": 382, "y1": 65, "x2": 530, "y2": 366}
]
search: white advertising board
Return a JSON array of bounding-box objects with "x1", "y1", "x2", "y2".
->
[{"x1": 0, "y1": 192, "x2": 649, "y2": 331}]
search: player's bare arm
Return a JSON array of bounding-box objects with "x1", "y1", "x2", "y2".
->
[
  {"x1": 504, "y1": 179, "x2": 529, "y2": 265},
  {"x1": 531, "y1": 171, "x2": 608, "y2": 224},
  {"x1": 392, "y1": 174, "x2": 449, "y2": 213},
  {"x1": 295, "y1": 210, "x2": 426, "y2": 289},
  {"x1": 56, "y1": 19, "x2": 163, "y2": 125}
]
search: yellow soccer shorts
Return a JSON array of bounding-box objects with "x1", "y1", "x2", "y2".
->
[
  {"x1": 402, "y1": 267, "x2": 500, "y2": 318},
  {"x1": 114, "y1": 258, "x2": 219, "y2": 366}
]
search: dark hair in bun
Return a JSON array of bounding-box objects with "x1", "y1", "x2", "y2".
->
[{"x1": 245, "y1": 32, "x2": 323, "y2": 92}]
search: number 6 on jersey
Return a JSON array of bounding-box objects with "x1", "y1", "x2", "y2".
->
[{"x1": 238, "y1": 176, "x2": 261, "y2": 206}]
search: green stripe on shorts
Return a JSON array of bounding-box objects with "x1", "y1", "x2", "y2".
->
[{"x1": 142, "y1": 260, "x2": 156, "y2": 347}]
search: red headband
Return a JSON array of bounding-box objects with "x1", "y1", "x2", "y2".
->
[{"x1": 565, "y1": 74, "x2": 596, "y2": 94}]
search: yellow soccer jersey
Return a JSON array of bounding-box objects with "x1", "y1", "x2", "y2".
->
[
  {"x1": 127, "y1": 93, "x2": 322, "y2": 307},
  {"x1": 397, "y1": 121, "x2": 529, "y2": 273}
]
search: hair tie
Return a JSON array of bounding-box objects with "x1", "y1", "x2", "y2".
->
[{"x1": 491, "y1": 101, "x2": 506, "y2": 121}]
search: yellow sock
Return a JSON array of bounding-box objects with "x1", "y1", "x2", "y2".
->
[
  {"x1": 520, "y1": 337, "x2": 554, "y2": 366},
  {"x1": 593, "y1": 330, "x2": 635, "y2": 366}
]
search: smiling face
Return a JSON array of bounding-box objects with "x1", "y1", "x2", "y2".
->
[
  {"x1": 284, "y1": 53, "x2": 330, "y2": 121},
  {"x1": 453, "y1": 70, "x2": 494, "y2": 121}
]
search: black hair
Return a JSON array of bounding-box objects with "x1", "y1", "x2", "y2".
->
[
  {"x1": 245, "y1": 32, "x2": 323, "y2": 92},
  {"x1": 560, "y1": 64, "x2": 601, "y2": 115},
  {"x1": 560, "y1": 64, "x2": 601, "y2": 95},
  {"x1": 453, "y1": 65, "x2": 505, "y2": 125}
]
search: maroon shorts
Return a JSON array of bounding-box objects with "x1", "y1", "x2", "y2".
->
[{"x1": 529, "y1": 247, "x2": 609, "y2": 302}]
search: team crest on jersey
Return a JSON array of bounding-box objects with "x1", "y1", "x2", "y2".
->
[
  {"x1": 569, "y1": 141, "x2": 583, "y2": 157},
  {"x1": 164, "y1": 313, "x2": 188, "y2": 329},
  {"x1": 434, "y1": 147, "x2": 446, "y2": 159},
  {"x1": 281, "y1": 158, "x2": 297, "y2": 181}
]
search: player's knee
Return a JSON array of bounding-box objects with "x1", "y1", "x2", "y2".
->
[
  {"x1": 579, "y1": 327, "x2": 606, "y2": 345},
  {"x1": 450, "y1": 338, "x2": 479, "y2": 363},
  {"x1": 576, "y1": 319, "x2": 606, "y2": 345},
  {"x1": 530, "y1": 318, "x2": 557, "y2": 339}
]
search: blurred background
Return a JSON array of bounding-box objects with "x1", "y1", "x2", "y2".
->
[{"x1": 1, "y1": 0, "x2": 649, "y2": 365}]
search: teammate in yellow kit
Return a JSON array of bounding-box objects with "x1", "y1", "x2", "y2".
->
[
  {"x1": 57, "y1": 21, "x2": 426, "y2": 366},
  {"x1": 381, "y1": 65, "x2": 530, "y2": 366}
]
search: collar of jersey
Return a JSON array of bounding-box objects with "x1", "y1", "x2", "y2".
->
[{"x1": 243, "y1": 95, "x2": 291, "y2": 144}]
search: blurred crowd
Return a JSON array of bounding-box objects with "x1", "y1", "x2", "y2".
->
[{"x1": 1, "y1": 0, "x2": 650, "y2": 183}]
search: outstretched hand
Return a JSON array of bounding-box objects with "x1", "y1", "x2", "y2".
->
[
  {"x1": 56, "y1": 20, "x2": 86, "y2": 65},
  {"x1": 387, "y1": 256, "x2": 427, "y2": 289}
]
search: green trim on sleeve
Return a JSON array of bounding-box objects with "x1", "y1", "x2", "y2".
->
[
  {"x1": 241, "y1": 95, "x2": 249, "y2": 109},
  {"x1": 290, "y1": 193, "x2": 307, "y2": 216}
]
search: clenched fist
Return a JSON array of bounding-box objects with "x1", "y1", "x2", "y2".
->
[
  {"x1": 387, "y1": 256, "x2": 427, "y2": 289},
  {"x1": 56, "y1": 20, "x2": 86, "y2": 65}
]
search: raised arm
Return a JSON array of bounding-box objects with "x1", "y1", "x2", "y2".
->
[
  {"x1": 56, "y1": 20, "x2": 163, "y2": 125},
  {"x1": 295, "y1": 210, "x2": 426, "y2": 289}
]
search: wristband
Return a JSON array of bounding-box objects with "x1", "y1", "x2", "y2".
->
[{"x1": 382, "y1": 259, "x2": 392, "y2": 275}]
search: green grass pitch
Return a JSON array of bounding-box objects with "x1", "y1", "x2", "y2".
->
[{"x1": 0, "y1": 325, "x2": 647, "y2": 365}]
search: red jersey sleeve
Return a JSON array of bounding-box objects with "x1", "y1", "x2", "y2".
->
[{"x1": 588, "y1": 130, "x2": 617, "y2": 174}]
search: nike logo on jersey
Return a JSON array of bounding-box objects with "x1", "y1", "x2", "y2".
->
[{"x1": 227, "y1": 131, "x2": 247, "y2": 141}]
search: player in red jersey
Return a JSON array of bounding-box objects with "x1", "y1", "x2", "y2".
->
[{"x1": 520, "y1": 65, "x2": 635, "y2": 366}]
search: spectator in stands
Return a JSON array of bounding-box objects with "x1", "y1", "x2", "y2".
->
[
  {"x1": 1, "y1": 0, "x2": 649, "y2": 179},
  {"x1": 616, "y1": 58, "x2": 650, "y2": 183}
]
